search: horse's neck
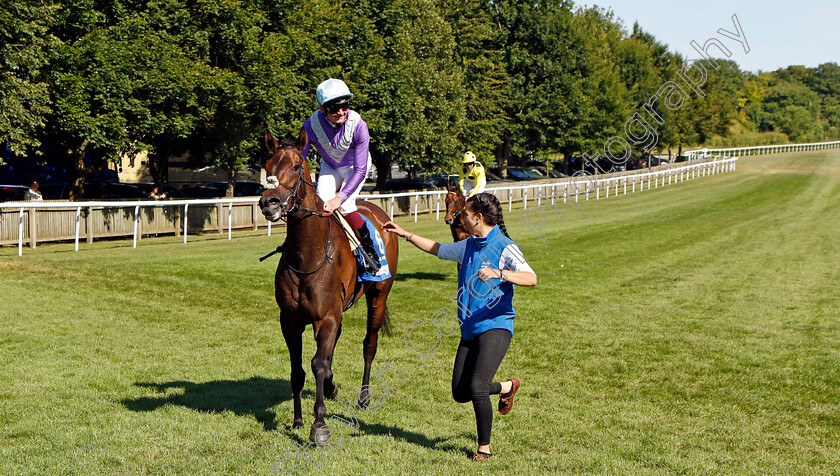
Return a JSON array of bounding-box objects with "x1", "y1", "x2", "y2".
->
[{"x1": 285, "y1": 184, "x2": 331, "y2": 252}]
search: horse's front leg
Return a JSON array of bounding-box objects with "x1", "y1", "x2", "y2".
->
[
  {"x1": 324, "y1": 322, "x2": 341, "y2": 400},
  {"x1": 310, "y1": 316, "x2": 340, "y2": 443},
  {"x1": 281, "y1": 315, "x2": 306, "y2": 428}
]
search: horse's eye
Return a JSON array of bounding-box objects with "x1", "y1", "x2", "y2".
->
[{"x1": 292, "y1": 164, "x2": 300, "y2": 171}]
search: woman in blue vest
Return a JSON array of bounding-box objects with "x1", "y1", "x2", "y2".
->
[{"x1": 382, "y1": 192, "x2": 537, "y2": 461}]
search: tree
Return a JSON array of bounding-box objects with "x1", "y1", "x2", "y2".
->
[
  {"x1": 362, "y1": 0, "x2": 466, "y2": 182},
  {"x1": 0, "y1": 0, "x2": 57, "y2": 159}
]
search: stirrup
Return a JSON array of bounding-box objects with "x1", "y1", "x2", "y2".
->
[{"x1": 358, "y1": 247, "x2": 381, "y2": 274}]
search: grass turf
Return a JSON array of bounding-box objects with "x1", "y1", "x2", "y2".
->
[{"x1": 1, "y1": 150, "x2": 839, "y2": 474}]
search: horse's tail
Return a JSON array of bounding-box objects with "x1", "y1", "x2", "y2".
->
[{"x1": 382, "y1": 305, "x2": 393, "y2": 337}]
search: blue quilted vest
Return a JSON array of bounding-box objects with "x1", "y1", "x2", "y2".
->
[{"x1": 455, "y1": 225, "x2": 516, "y2": 340}]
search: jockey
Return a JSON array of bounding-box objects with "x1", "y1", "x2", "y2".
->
[
  {"x1": 298, "y1": 78, "x2": 380, "y2": 274},
  {"x1": 459, "y1": 151, "x2": 487, "y2": 197}
]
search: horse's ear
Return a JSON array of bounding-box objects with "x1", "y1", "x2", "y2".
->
[
  {"x1": 265, "y1": 132, "x2": 281, "y2": 153},
  {"x1": 294, "y1": 128, "x2": 307, "y2": 152}
]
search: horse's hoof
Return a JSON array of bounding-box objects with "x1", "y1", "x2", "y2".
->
[
  {"x1": 326, "y1": 383, "x2": 339, "y2": 400},
  {"x1": 292, "y1": 420, "x2": 303, "y2": 429},
  {"x1": 309, "y1": 423, "x2": 332, "y2": 444}
]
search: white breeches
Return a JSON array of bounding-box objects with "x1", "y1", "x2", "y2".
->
[{"x1": 316, "y1": 156, "x2": 371, "y2": 214}]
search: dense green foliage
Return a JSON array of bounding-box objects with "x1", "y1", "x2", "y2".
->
[
  {"x1": 2, "y1": 0, "x2": 839, "y2": 196},
  {"x1": 1, "y1": 150, "x2": 839, "y2": 473}
]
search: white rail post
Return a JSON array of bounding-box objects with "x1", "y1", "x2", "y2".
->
[
  {"x1": 268, "y1": 221, "x2": 271, "y2": 237},
  {"x1": 524, "y1": 188, "x2": 528, "y2": 209},
  {"x1": 390, "y1": 197, "x2": 394, "y2": 220},
  {"x1": 436, "y1": 194, "x2": 440, "y2": 220},
  {"x1": 183, "y1": 204, "x2": 189, "y2": 244},
  {"x1": 74, "y1": 207, "x2": 81, "y2": 252},
  {"x1": 228, "y1": 202, "x2": 233, "y2": 240},
  {"x1": 18, "y1": 208, "x2": 24, "y2": 256},
  {"x1": 133, "y1": 205, "x2": 140, "y2": 248}
]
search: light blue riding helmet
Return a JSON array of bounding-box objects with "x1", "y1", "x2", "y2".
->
[{"x1": 316, "y1": 78, "x2": 354, "y2": 106}]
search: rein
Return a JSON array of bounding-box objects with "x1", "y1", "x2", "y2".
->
[{"x1": 265, "y1": 148, "x2": 334, "y2": 275}]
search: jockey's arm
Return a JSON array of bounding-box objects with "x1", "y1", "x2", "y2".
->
[
  {"x1": 336, "y1": 123, "x2": 371, "y2": 202},
  {"x1": 466, "y1": 165, "x2": 486, "y2": 197},
  {"x1": 474, "y1": 166, "x2": 486, "y2": 195}
]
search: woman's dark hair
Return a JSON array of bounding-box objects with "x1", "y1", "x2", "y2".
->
[{"x1": 466, "y1": 192, "x2": 510, "y2": 239}]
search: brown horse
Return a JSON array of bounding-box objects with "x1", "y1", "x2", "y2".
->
[
  {"x1": 258, "y1": 133, "x2": 398, "y2": 443},
  {"x1": 444, "y1": 184, "x2": 470, "y2": 242}
]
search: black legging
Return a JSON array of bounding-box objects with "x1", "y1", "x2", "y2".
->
[{"x1": 451, "y1": 328, "x2": 512, "y2": 446}]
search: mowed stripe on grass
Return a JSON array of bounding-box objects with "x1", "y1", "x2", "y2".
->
[{"x1": 1, "y1": 150, "x2": 838, "y2": 474}]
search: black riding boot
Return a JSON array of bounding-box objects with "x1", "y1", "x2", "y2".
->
[{"x1": 355, "y1": 225, "x2": 382, "y2": 274}]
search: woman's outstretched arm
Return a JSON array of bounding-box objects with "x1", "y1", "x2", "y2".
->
[{"x1": 382, "y1": 221, "x2": 441, "y2": 256}]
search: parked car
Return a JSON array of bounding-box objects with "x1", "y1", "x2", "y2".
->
[
  {"x1": 382, "y1": 179, "x2": 438, "y2": 192},
  {"x1": 83, "y1": 182, "x2": 148, "y2": 200},
  {"x1": 38, "y1": 183, "x2": 68, "y2": 200},
  {"x1": 206, "y1": 181, "x2": 266, "y2": 197},
  {"x1": 637, "y1": 156, "x2": 669, "y2": 168},
  {"x1": 131, "y1": 183, "x2": 187, "y2": 199},
  {"x1": 0, "y1": 185, "x2": 29, "y2": 202},
  {"x1": 177, "y1": 185, "x2": 226, "y2": 198}
]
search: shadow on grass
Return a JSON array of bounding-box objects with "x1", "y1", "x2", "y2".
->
[
  {"x1": 358, "y1": 420, "x2": 473, "y2": 455},
  {"x1": 122, "y1": 376, "x2": 301, "y2": 431},
  {"x1": 394, "y1": 272, "x2": 449, "y2": 282},
  {"x1": 315, "y1": 411, "x2": 472, "y2": 455}
]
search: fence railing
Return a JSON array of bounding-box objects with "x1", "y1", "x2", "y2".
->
[
  {"x1": 685, "y1": 140, "x2": 840, "y2": 160},
  {"x1": 1, "y1": 156, "x2": 736, "y2": 255}
]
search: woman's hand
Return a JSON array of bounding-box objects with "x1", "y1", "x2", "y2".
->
[
  {"x1": 477, "y1": 267, "x2": 501, "y2": 282},
  {"x1": 382, "y1": 221, "x2": 407, "y2": 238}
]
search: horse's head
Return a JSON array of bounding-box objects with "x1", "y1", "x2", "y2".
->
[
  {"x1": 444, "y1": 185, "x2": 466, "y2": 225},
  {"x1": 259, "y1": 132, "x2": 310, "y2": 222}
]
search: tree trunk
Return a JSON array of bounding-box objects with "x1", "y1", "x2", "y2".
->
[
  {"x1": 494, "y1": 137, "x2": 511, "y2": 179},
  {"x1": 375, "y1": 152, "x2": 390, "y2": 191},
  {"x1": 67, "y1": 139, "x2": 89, "y2": 201},
  {"x1": 226, "y1": 168, "x2": 236, "y2": 198},
  {"x1": 561, "y1": 147, "x2": 572, "y2": 175},
  {"x1": 148, "y1": 142, "x2": 171, "y2": 187}
]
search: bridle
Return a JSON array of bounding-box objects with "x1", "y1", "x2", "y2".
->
[
  {"x1": 264, "y1": 148, "x2": 325, "y2": 221},
  {"x1": 264, "y1": 147, "x2": 334, "y2": 275},
  {"x1": 446, "y1": 191, "x2": 469, "y2": 234}
]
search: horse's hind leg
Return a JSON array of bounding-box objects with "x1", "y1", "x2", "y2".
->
[
  {"x1": 358, "y1": 288, "x2": 389, "y2": 409},
  {"x1": 310, "y1": 316, "x2": 340, "y2": 443},
  {"x1": 280, "y1": 315, "x2": 305, "y2": 429}
]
